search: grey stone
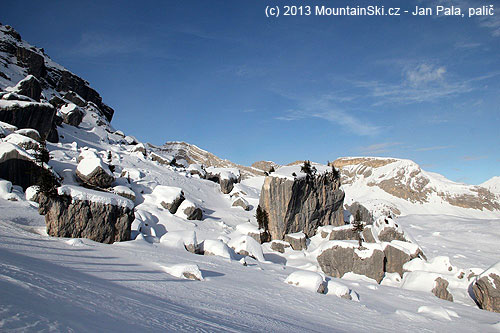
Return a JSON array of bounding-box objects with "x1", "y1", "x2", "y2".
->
[
  {"x1": 317, "y1": 245, "x2": 385, "y2": 283},
  {"x1": 76, "y1": 166, "x2": 114, "y2": 189},
  {"x1": 183, "y1": 205, "x2": 203, "y2": 221},
  {"x1": 61, "y1": 104, "x2": 84, "y2": 127},
  {"x1": 362, "y1": 226, "x2": 376, "y2": 243},
  {"x1": 63, "y1": 91, "x2": 86, "y2": 107},
  {"x1": 284, "y1": 233, "x2": 307, "y2": 251},
  {"x1": 473, "y1": 273, "x2": 500, "y2": 313},
  {"x1": 14, "y1": 128, "x2": 42, "y2": 142},
  {"x1": 0, "y1": 144, "x2": 44, "y2": 190},
  {"x1": 160, "y1": 192, "x2": 185, "y2": 214},
  {"x1": 232, "y1": 197, "x2": 250, "y2": 211},
  {"x1": 378, "y1": 227, "x2": 407, "y2": 242},
  {"x1": 13, "y1": 75, "x2": 42, "y2": 101},
  {"x1": 432, "y1": 277, "x2": 453, "y2": 302},
  {"x1": 220, "y1": 178, "x2": 236, "y2": 194},
  {"x1": 329, "y1": 226, "x2": 358, "y2": 241},
  {"x1": 345, "y1": 201, "x2": 374, "y2": 224},
  {"x1": 38, "y1": 192, "x2": 134, "y2": 244},
  {"x1": 270, "y1": 240, "x2": 290, "y2": 253},
  {"x1": 383, "y1": 243, "x2": 422, "y2": 277},
  {"x1": 259, "y1": 172, "x2": 344, "y2": 240}
]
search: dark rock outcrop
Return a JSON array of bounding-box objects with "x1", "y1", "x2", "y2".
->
[
  {"x1": 10, "y1": 75, "x2": 42, "y2": 101},
  {"x1": 473, "y1": 271, "x2": 500, "y2": 313},
  {"x1": 383, "y1": 243, "x2": 424, "y2": 277},
  {"x1": 76, "y1": 164, "x2": 114, "y2": 189},
  {"x1": 38, "y1": 193, "x2": 134, "y2": 244},
  {"x1": 63, "y1": 91, "x2": 86, "y2": 107},
  {"x1": 160, "y1": 192, "x2": 185, "y2": 214},
  {"x1": 329, "y1": 225, "x2": 358, "y2": 241},
  {"x1": 0, "y1": 145, "x2": 43, "y2": 190},
  {"x1": 0, "y1": 100, "x2": 57, "y2": 142},
  {"x1": 317, "y1": 245, "x2": 386, "y2": 283},
  {"x1": 259, "y1": 172, "x2": 344, "y2": 240},
  {"x1": 345, "y1": 201, "x2": 374, "y2": 224},
  {"x1": 232, "y1": 197, "x2": 250, "y2": 211},
  {"x1": 284, "y1": 233, "x2": 307, "y2": 250},
  {"x1": 378, "y1": 227, "x2": 407, "y2": 242},
  {"x1": 183, "y1": 205, "x2": 203, "y2": 220}
]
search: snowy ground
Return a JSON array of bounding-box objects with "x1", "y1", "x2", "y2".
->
[{"x1": 1, "y1": 198, "x2": 499, "y2": 332}]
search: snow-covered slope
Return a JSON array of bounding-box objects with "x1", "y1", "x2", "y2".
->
[
  {"x1": 481, "y1": 176, "x2": 500, "y2": 194},
  {"x1": 333, "y1": 157, "x2": 500, "y2": 218}
]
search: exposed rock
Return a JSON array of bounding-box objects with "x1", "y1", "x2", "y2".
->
[
  {"x1": 155, "y1": 187, "x2": 185, "y2": 214},
  {"x1": 49, "y1": 96, "x2": 65, "y2": 109},
  {"x1": 362, "y1": 226, "x2": 377, "y2": 243},
  {"x1": 270, "y1": 240, "x2": 290, "y2": 253},
  {"x1": 345, "y1": 201, "x2": 374, "y2": 224},
  {"x1": 329, "y1": 225, "x2": 358, "y2": 241},
  {"x1": 16, "y1": 46, "x2": 46, "y2": 78},
  {"x1": 251, "y1": 160, "x2": 280, "y2": 173},
  {"x1": 75, "y1": 152, "x2": 114, "y2": 188},
  {"x1": 432, "y1": 277, "x2": 454, "y2": 302},
  {"x1": 232, "y1": 197, "x2": 250, "y2": 211},
  {"x1": 317, "y1": 244, "x2": 386, "y2": 283},
  {"x1": 473, "y1": 270, "x2": 500, "y2": 313},
  {"x1": 206, "y1": 167, "x2": 240, "y2": 194},
  {"x1": 14, "y1": 128, "x2": 41, "y2": 142},
  {"x1": 284, "y1": 232, "x2": 307, "y2": 250},
  {"x1": 124, "y1": 135, "x2": 138, "y2": 145},
  {"x1": 378, "y1": 227, "x2": 407, "y2": 242},
  {"x1": 0, "y1": 142, "x2": 44, "y2": 190},
  {"x1": 8, "y1": 75, "x2": 42, "y2": 101},
  {"x1": 150, "y1": 152, "x2": 174, "y2": 166},
  {"x1": 182, "y1": 205, "x2": 203, "y2": 221},
  {"x1": 38, "y1": 190, "x2": 134, "y2": 244},
  {"x1": 60, "y1": 103, "x2": 84, "y2": 127},
  {"x1": 63, "y1": 91, "x2": 86, "y2": 107},
  {"x1": 112, "y1": 185, "x2": 136, "y2": 201},
  {"x1": 0, "y1": 99, "x2": 57, "y2": 142},
  {"x1": 259, "y1": 172, "x2": 344, "y2": 240},
  {"x1": 132, "y1": 143, "x2": 147, "y2": 156},
  {"x1": 187, "y1": 164, "x2": 206, "y2": 178},
  {"x1": 383, "y1": 242, "x2": 424, "y2": 277}
]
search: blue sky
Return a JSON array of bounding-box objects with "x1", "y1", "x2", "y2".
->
[{"x1": 3, "y1": 0, "x2": 499, "y2": 184}]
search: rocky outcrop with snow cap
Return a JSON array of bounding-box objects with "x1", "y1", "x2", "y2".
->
[
  {"x1": 76, "y1": 150, "x2": 114, "y2": 188},
  {"x1": 38, "y1": 185, "x2": 134, "y2": 244},
  {"x1": 473, "y1": 262, "x2": 500, "y2": 313},
  {"x1": 259, "y1": 163, "x2": 344, "y2": 241}
]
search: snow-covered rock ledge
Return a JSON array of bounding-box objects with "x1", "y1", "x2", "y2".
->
[{"x1": 38, "y1": 185, "x2": 135, "y2": 244}]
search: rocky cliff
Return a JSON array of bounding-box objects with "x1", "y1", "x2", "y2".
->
[{"x1": 259, "y1": 164, "x2": 344, "y2": 240}]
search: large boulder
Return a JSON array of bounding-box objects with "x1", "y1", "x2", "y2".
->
[
  {"x1": 206, "y1": 167, "x2": 240, "y2": 194},
  {"x1": 473, "y1": 262, "x2": 500, "y2": 313},
  {"x1": 6, "y1": 75, "x2": 42, "y2": 101},
  {"x1": 259, "y1": 171, "x2": 344, "y2": 240},
  {"x1": 38, "y1": 185, "x2": 134, "y2": 244},
  {"x1": 284, "y1": 232, "x2": 307, "y2": 250},
  {"x1": 432, "y1": 277, "x2": 454, "y2": 302},
  {"x1": 151, "y1": 185, "x2": 185, "y2": 214},
  {"x1": 383, "y1": 241, "x2": 425, "y2": 277},
  {"x1": 59, "y1": 103, "x2": 84, "y2": 127},
  {"x1": 329, "y1": 225, "x2": 358, "y2": 241},
  {"x1": 317, "y1": 242, "x2": 386, "y2": 283},
  {"x1": 345, "y1": 201, "x2": 374, "y2": 224},
  {"x1": 0, "y1": 142, "x2": 44, "y2": 190},
  {"x1": 75, "y1": 150, "x2": 114, "y2": 188},
  {"x1": 0, "y1": 98, "x2": 57, "y2": 142},
  {"x1": 177, "y1": 200, "x2": 203, "y2": 220}
]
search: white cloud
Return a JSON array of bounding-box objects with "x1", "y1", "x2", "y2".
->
[
  {"x1": 276, "y1": 95, "x2": 381, "y2": 136},
  {"x1": 415, "y1": 145, "x2": 453, "y2": 152},
  {"x1": 405, "y1": 64, "x2": 446, "y2": 87},
  {"x1": 357, "y1": 142, "x2": 403, "y2": 155}
]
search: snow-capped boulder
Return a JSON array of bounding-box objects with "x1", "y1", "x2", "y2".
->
[
  {"x1": 162, "y1": 264, "x2": 204, "y2": 281},
  {"x1": 328, "y1": 225, "x2": 359, "y2": 241},
  {"x1": 235, "y1": 222, "x2": 266, "y2": 244},
  {"x1": 176, "y1": 199, "x2": 203, "y2": 220},
  {"x1": 132, "y1": 143, "x2": 147, "y2": 156},
  {"x1": 285, "y1": 270, "x2": 327, "y2": 294},
  {"x1": 344, "y1": 201, "x2": 374, "y2": 224},
  {"x1": 160, "y1": 230, "x2": 199, "y2": 254},
  {"x1": 0, "y1": 94, "x2": 58, "y2": 142},
  {"x1": 0, "y1": 178, "x2": 20, "y2": 201},
  {"x1": 206, "y1": 167, "x2": 240, "y2": 194},
  {"x1": 124, "y1": 135, "x2": 138, "y2": 145},
  {"x1": 228, "y1": 235, "x2": 265, "y2": 261},
  {"x1": 401, "y1": 271, "x2": 454, "y2": 302},
  {"x1": 383, "y1": 240, "x2": 425, "y2": 277},
  {"x1": 6, "y1": 75, "x2": 42, "y2": 101},
  {"x1": 120, "y1": 168, "x2": 144, "y2": 181},
  {"x1": 38, "y1": 185, "x2": 134, "y2": 244},
  {"x1": 317, "y1": 242, "x2": 386, "y2": 283},
  {"x1": 187, "y1": 164, "x2": 206, "y2": 178},
  {"x1": 326, "y1": 280, "x2": 353, "y2": 300},
  {"x1": 0, "y1": 142, "x2": 43, "y2": 189},
  {"x1": 151, "y1": 185, "x2": 185, "y2": 214},
  {"x1": 3, "y1": 133, "x2": 40, "y2": 151},
  {"x1": 284, "y1": 232, "x2": 307, "y2": 250},
  {"x1": 258, "y1": 167, "x2": 344, "y2": 241},
  {"x1": 232, "y1": 197, "x2": 250, "y2": 211},
  {"x1": 202, "y1": 239, "x2": 233, "y2": 259},
  {"x1": 76, "y1": 150, "x2": 114, "y2": 188},
  {"x1": 112, "y1": 185, "x2": 136, "y2": 201},
  {"x1": 150, "y1": 152, "x2": 174, "y2": 166},
  {"x1": 59, "y1": 103, "x2": 84, "y2": 126},
  {"x1": 270, "y1": 240, "x2": 290, "y2": 253},
  {"x1": 473, "y1": 262, "x2": 500, "y2": 313},
  {"x1": 14, "y1": 128, "x2": 41, "y2": 142},
  {"x1": 0, "y1": 121, "x2": 17, "y2": 138}
]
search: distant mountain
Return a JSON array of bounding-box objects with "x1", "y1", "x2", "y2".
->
[
  {"x1": 481, "y1": 176, "x2": 500, "y2": 194},
  {"x1": 333, "y1": 157, "x2": 499, "y2": 218},
  {"x1": 150, "y1": 141, "x2": 265, "y2": 179}
]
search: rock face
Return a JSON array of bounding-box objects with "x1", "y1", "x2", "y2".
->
[
  {"x1": 259, "y1": 172, "x2": 344, "y2": 240},
  {"x1": 76, "y1": 156, "x2": 114, "y2": 188},
  {"x1": 284, "y1": 232, "x2": 307, "y2": 251},
  {"x1": 432, "y1": 277, "x2": 453, "y2": 302},
  {"x1": 232, "y1": 197, "x2": 250, "y2": 211},
  {"x1": 9, "y1": 75, "x2": 42, "y2": 101},
  {"x1": 329, "y1": 225, "x2": 358, "y2": 241},
  {"x1": 183, "y1": 205, "x2": 203, "y2": 220},
  {"x1": 270, "y1": 240, "x2": 290, "y2": 253},
  {"x1": 473, "y1": 271, "x2": 500, "y2": 313},
  {"x1": 345, "y1": 201, "x2": 373, "y2": 224},
  {"x1": 38, "y1": 193, "x2": 134, "y2": 244},
  {"x1": 0, "y1": 142, "x2": 44, "y2": 190},
  {"x1": 383, "y1": 243, "x2": 423, "y2": 277},
  {"x1": 317, "y1": 245, "x2": 385, "y2": 283},
  {"x1": 0, "y1": 99, "x2": 57, "y2": 141}
]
